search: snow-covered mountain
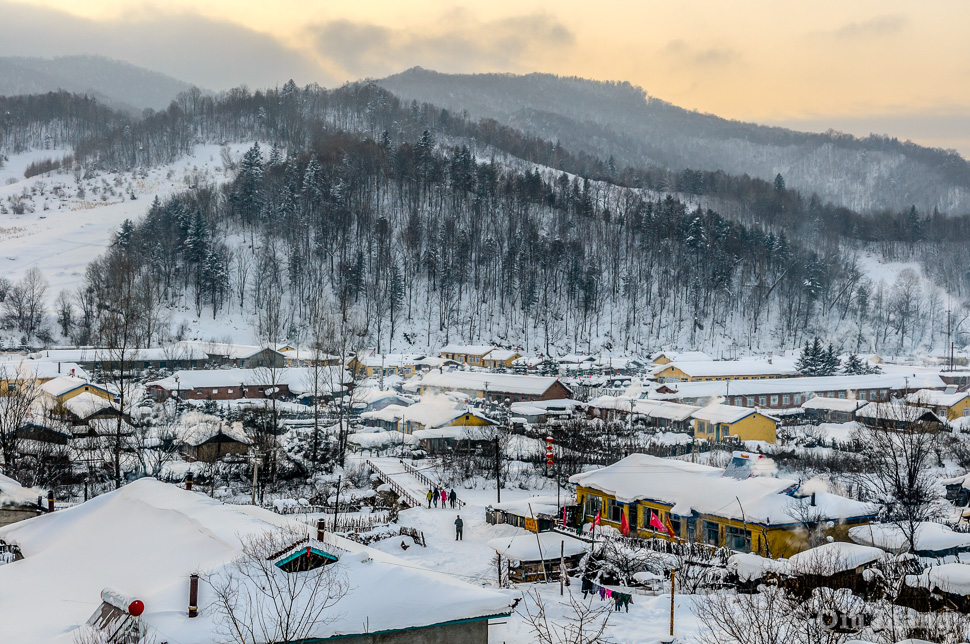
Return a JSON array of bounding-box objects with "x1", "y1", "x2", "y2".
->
[
  {"x1": 378, "y1": 68, "x2": 970, "y2": 215},
  {"x1": 0, "y1": 55, "x2": 199, "y2": 112}
]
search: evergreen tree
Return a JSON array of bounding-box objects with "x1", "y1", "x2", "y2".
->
[
  {"x1": 796, "y1": 337, "x2": 826, "y2": 376},
  {"x1": 774, "y1": 173, "x2": 786, "y2": 192},
  {"x1": 821, "y1": 343, "x2": 840, "y2": 376},
  {"x1": 841, "y1": 353, "x2": 881, "y2": 375}
]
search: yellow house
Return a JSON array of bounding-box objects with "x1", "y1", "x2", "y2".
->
[
  {"x1": 39, "y1": 376, "x2": 117, "y2": 414},
  {"x1": 482, "y1": 350, "x2": 521, "y2": 369},
  {"x1": 906, "y1": 389, "x2": 970, "y2": 422},
  {"x1": 653, "y1": 359, "x2": 797, "y2": 383},
  {"x1": 569, "y1": 454, "x2": 877, "y2": 559},
  {"x1": 651, "y1": 351, "x2": 712, "y2": 366},
  {"x1": 439, "y1": 344, "x2": 495, "y2": 366},
  {"x1": 0, "y1": 360, "x2": 88, "y2": 395},
  {"x1": 360, "y1": 398, "x2": 496, "y2": 435},
  {"x1": 347, "y1": 354, "x2": 422, "y2": 379},
  {"x1": 692, "y1": 404, "x2": 778, "y2": 443}
]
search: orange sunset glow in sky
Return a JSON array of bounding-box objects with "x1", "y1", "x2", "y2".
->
[{"x1": 4, "y1": 0, "x2": 970, "y2": 154}]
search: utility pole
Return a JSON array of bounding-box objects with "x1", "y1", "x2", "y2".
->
[
  {"x1": 332, "y1": 474, "x2": 342, "y2": 532},
  {"x1": 494, "y1": 435, "x2": 501, "y2": 503},
  {"x1": 560, "y1": 541, "x2": 565, "y2": 596},
  {"x1": 669, "y1": 569, "x2": 676, "y2": 637},
  {"x1": 250, "y1": 451, "x2": 260, "y2": 505}
]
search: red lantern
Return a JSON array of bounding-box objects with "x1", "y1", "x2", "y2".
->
[{"x1": 128, "y1": 600, "x2": 145, "y2": 617}]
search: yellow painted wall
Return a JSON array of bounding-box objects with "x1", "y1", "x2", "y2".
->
[
  {"x1": 575, "y1": 486, "x2": 869, "y2": 558},
  {"x1": 653, "y1": 355, "x2": 672, "y2": 365}
]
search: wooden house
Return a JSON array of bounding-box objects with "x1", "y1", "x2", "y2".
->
[
  {"x1": 180, "y1": 421, "x2": 252, "y2": 463},
  {"x1": 801, "y1": 396, "x2": 869, "y2": 423},
  {"x1": 489, "y1": 532, "x2": 588, "y2": 582},
  {"x1": 855, "y1": 402, "x2": 943, "y2": 431}
]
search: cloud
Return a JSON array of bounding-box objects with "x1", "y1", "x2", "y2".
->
[
  {"x1": 832, "y1": 14, "x2": 907, "y2": 39},
  {"x1": 661, "y1": 39, "x2": 739, "y2": 68},
  {"x1": 0, "y1": 1, "x2": 328, "y2": 90},
  {"x1": 311, "y1": 11, "x2": 575, "y2": 78}
]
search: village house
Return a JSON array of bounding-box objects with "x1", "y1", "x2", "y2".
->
[
  {"x1": 587, "y1": 395, "x2": 699, "y2": 433},
  {"x1": 800, "y1": 396, "x2": 870, "y2": 424},
  {"x1": 489, "y1": 532, "x2": 588, "y2": 583},
  {"x1": 692, "y1": 404, "x2": 779, "y2": 443},
  {"x1": 347, "y1": 353, "x2": 428, "y2": 379},
  {"x1": 410, "y1": 371, "x2": 572, "y2": 403},
  {"x1": 0, "y1": 479, "x2": 511, "y2": 643},
  {"x1": 146, "y1": 367, "x2": 349, "y2": 403},
  {"x1": 906, "y1": 388, "x2": 970, "y2": 422},
  {"x1": 648, "y1": 372, "x2": 947, "y2": 409},
  {"x1": 482, "y1": 349, "x2": 521, "y2": 369},
  {"x1": 438, "y1": 343, "x2": 496, "y2": 365},
  {"x1": 855, "y1": 402, "x2": 944, "y2": 431},
  {"x1": 652, "y1": 356, "x2": 798, "y2": 383},
  {"x1": 361, "y1": 397, "x2": 496, "y2": 436},
  {"x1": 180, "y1": 420, "x2": 252, "y2": 463},
  {"x1": 38, "y1": 376, "x2": 117, "y2": 415},
  {"x1": 569, "y1": 453, "x2": 877, "y2": 558},
  {"x1": 60, "y1": 391, "x2": 129, "y2": 426}
]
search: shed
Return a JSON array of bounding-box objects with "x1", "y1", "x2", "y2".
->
[{"x1": 488, "y1": 532, "x2": 589, "y2": 582}]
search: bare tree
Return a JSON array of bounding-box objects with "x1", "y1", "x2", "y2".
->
[
  {"x1": 3, "y1": 267, "x2": 48, "y2": 338},
  {"x1": 517, "y1": 586, "x2": 612, "y2": 644},
  {"x1": 207, "y1": 528, "x2": 348, "y2": 644},
  {"x1": 852, "y1": 415, "x2": 946, "y2": 553},
  {"x1": 0, "y1": 364, "x2": 40, "y2": 472}
]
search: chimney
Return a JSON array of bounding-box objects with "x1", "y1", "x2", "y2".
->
[
  {"x1": 810, "y1": 492, "x2": 816, "y2": 507},
  {"x1": 185, "y1": 472, "x2": 194, "y2": 491},
  {"x1": 188, "y1": 573, "x2": 199, "y2": 618},
  {"x1": 317, "y1": 518, "x2": 326, "y2": 541},
  {"x1": 47, "y1": 490, "x2": 54, "y2": 513}
]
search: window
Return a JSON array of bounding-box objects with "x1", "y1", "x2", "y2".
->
[
  {"x1": 838, "y1": 391, "x2": 846, "y2": 399},
  {"x1": 964, "y1": 408, "x2": 969, "y2": 417},
  {"x1": 6, "y1": 382, "x2": 17, "y2": 393},
  {"x1": 212, "y1": 389, "x2": 218, "y2": 394},
  {"x1": 144, "y1": 362, "x2": 150, "y2": 368},
  {"x1": 227, "y1": 389, "x2": 233, "y2": 394},
  {"x1": 607, "y1": 499, "x2": 624, "y2": 523},
  {"x1": 703, "y1": 521, "x2": 720, "y2": 546},
  {"x1": 585, "y1": 495, "x2": 601, "y2": 518},
  {"x1": 794, "y1": 394, "x2": 803, "y2": 404},
  {"x1": 782, "y1": 394, "x2": 790, "y2": 405},
  {"x1": 770, "y1": 395, "x2": 779, "y2": 406},
  {"x1": 746, "y1": 396, "x2": 754, "y2": 406},
  {"x1": 725, "y1": 526, "x2": 749, "y2": 551},
  {"x1": 759, "y1": 395, "x2": 767, "y2": 406}
]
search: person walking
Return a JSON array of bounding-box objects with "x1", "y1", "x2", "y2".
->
[
  {"x1": 433, "y1": 489, "x2": 439, "y2": 508},
  {"x1": 449, "y1": 488, "x2": 457, "y2": 509},
  {"x1": 440, "y1": 488, "x2": 448, "y2": 508},
  {"x1": 454, "y1": 515, "x2": 463, "y2": 540},
  {"x1": 581, "y1": 576, "x2": 593, "y2": 599},
  {"x1": 426, "y1": 489, "x2": 433, "y2": 508}
]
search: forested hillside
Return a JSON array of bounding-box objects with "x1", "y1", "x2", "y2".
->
[
  {"x1": 10, "y1": 81, "x2": 956, "y2": 357},
  {"x1": 378, "y1": 68, "x2": 970, "y2": 215}
]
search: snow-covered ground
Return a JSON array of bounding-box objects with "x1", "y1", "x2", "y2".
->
[{"x1": 0, "y1": 144, "x2": 244, "y2": 300}]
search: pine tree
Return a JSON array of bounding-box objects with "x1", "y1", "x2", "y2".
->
[
  {"x1": 842, "y1": 353, "x2": 881, "y2": 375},
  {"x1": 796, "y1": 337, "x2": 824, "y2": 376},
  {"x1": 821, "y1": 343, "x2": 840, "y2": 376},
  {"x1": 774, "y1": 173, "x2": 786, "y2": 192}
]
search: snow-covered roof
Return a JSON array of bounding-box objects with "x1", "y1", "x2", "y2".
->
[
  {"x1": 787, "y1": 542, "x2": 887, "y2": 576},
  {"x1": 412, "y1": 371, "x2": 569, "y2": 396},
  {"x1": 691, "y1": 403, "x2": 764, "y2": 425},
  {"x1": 855, "y1": 402, "x2": 941, "y2": 423},
  {"x1": 352, "y1": 352, "x2": 427, "y2": 368},
  {"x1": 175, "y1": 341, "x2": 277, "y2": 360},
  {"x1": 0, "y1": 479, "x2": 511, "y2": 643},
  {"x1": 40, "y1": 376, "x2": 111, "y2": 398},
  {"x1": 906, "y1": 389, "x2": 970, "y2": 407},
  {"x1": 28, "y1": 347, "x2": 208, "y2": 363},
  {"x1": 0, "y1": 472, "x2": 44, "y2": 509},
  {"x1": 177, "y1": 414, "x2": 252, "y2": 447},
  {"x1": 728, "y1": 552, "x2": 792, "y2": 582},
  {"x1": 412, "y1": 424, "x2": 496, "y2": 440},
  {"x1": 652, "y1": 351, "x2": 713, "y2": 363},
  {"x1": 587, "y1": 396, "x2": 699, "y2": 421},
  {"x1": 801, "y1": 397, "x2": 870, "y2": 412},
  {"x1": 568, "y1": 454, "x2": 876, "y2": 526},
  {"x1": 361, "y1": 396, "x2": 495, "y2": 429},
  {"x1": 655, "y1": 357, "x2": 798, "y2": 378},
  {"x1": 648, "y1": 373, "x2": 947, "y2": 402},
  {"x1": 848, "y1": 522, "x2": 970, "y2": 554},
  {"x1": 485, "y1": 349, "x2": 520, "y2": 361},
  {"x1": 905, "y1": 563, "x2": 970, "y2": 595},
  {"x1": 439, "y1": 344, "x2": 495, "y2": 356},
  {"x1": 0, "y1": 360, "x2": 89, "y2": 381},
  {"x1": 488, "y1": 531, "x2": 588, "y2": 561},
  {"x1": 491, "y1": 496, "x2": 570, "y2": 517},
  {"x1": 61, "y1": 392, "x2": 118, "y2": 418},
  {"x1": 148, "y1": 367, "x2": 349, "y2": 395}
]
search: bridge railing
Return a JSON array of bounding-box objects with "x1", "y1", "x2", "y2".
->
[
  {"x1": 399, "y1": 460, "x2": 466, "y2": 508},
  {"x1": 366, "y1": 459, "x2": 422, "y2": 508}
]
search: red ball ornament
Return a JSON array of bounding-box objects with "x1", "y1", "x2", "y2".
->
[{"x1": 128, "y1": 600, "x2": 145, "y2": 617}]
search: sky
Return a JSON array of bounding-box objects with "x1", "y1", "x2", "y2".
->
[{"x1": 3, "y1": 0, "x2": 970, "y2": 155}]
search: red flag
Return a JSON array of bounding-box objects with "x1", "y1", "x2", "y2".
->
[
  {"x1": 562, "y1": 505, "x2": 568, "y2": 527},
  {"x1": 620, "y1": 507, "x2": 630, "y2": 536},
  {"x1": 665, "y1": 514, "x2": 676, "y2": 538},
  {"x1": 649, "y1": 511, "x2": 669, "y2": 535},
  {"x1": 593, "y1": 510, "x2": 601, "y2": 526}
]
